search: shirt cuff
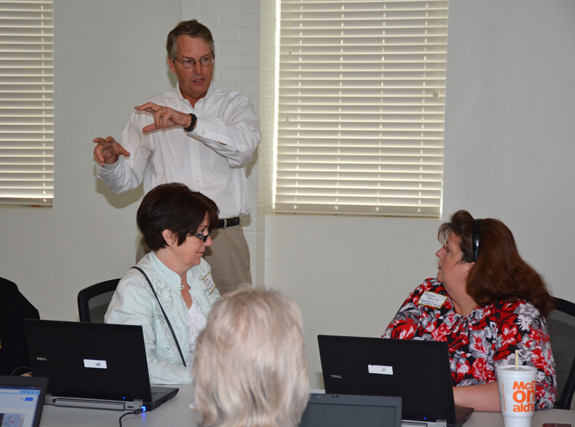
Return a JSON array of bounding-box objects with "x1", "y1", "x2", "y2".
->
[{"x1": 98, "y1": 157, "x2": 123, "y2": 172}]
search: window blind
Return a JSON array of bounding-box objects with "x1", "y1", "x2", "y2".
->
[
  {"x1": 0, "y1": 0, "x2": 53, "y2": 206},
  {"x1": 275, "y1": 0, "x2": 448, "y2": 217}
]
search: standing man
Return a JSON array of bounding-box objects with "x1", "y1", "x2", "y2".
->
[{"x1": 93, "y1": 20, "x2": 261, "y2": 294}]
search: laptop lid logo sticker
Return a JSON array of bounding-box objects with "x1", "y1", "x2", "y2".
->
[
  {"x1": 84, "y1": 359, "x2": 108, "y2": 369},
  {"x1": 368, "y1": 364, "x2": 393, "y2": 375}
]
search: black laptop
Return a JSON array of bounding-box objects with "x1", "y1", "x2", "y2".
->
[
  {"x1": 0, "y1": 375, "x2": 48, "y2": 427},
  {"x1": 23, "y1": 320, "x2": 178, "y2": 411},
  {"x1": 318, "y1": 335, "x2": 473, "y2": 427},
  {"x1": 299, "y1": 393, "x2": 402, "y2": 427}
]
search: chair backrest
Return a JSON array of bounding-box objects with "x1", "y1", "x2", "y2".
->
[
  {"x1": 546, "y1": 297, "x2": 575, "y2": 409},
  {"x1": 77, "y1": 279, "x2": 120, "y2": 323}
]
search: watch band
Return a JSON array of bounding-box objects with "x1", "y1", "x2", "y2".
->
[{"x1": 184, "y1": 113, "x2": 197, "y2": 132}]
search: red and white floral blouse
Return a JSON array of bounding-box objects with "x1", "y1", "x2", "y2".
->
[{"x1": 382, "y1": 278, "x2": 557, "y2": 410}]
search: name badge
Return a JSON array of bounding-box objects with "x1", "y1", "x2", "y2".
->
[
  {"x1": 202, "y1": 272, "x2": 217, "y2": 295},
  {"x1": 418, "y1": 291, "x2": 447, "y2": 309}
]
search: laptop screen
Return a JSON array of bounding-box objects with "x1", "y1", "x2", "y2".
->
[
  {"x1": 0, "y1": 376, "x2": 48, "y2": 427},
  {"x1": 318, "y1": 335, "x2": 459, "y2": 425},
  {"x1": 23, "y1": 320, "x2": 178, "y2": 412},
  {"x1": 24, "y1": 320, "x2": 152, "y2": 402},
  {"x1": 299, "y1": 393, "x2": 401, "y2": 427}
]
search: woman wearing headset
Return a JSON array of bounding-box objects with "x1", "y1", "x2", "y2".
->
[{"x1": 383, "y1": 210, "x2": 556, "y2": 411}]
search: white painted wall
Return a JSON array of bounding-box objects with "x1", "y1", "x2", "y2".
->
[{"x1": 266, "y1": 1, "x2": 575, "y2": 388}]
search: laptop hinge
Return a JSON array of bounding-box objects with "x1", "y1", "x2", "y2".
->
[
  {"x1": 401, "y1": 420, "x2": 447, "y2": 427},
  {"x1": 45, "y1": 393, "x2": 144, "y2": 411}
]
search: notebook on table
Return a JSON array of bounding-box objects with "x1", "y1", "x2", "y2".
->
[
  {"x1": 0, "y1": 375, "x2": 48, "y2": 427},
  {"x1": 318, "y1": 335, "x2": 473, "y2": 427},
  {"x1": 23, "y1": 320, "x2": 178, "y2": 411},
  {"x1": 299, "y1": 393, "x2": 402, "y2": 427}
]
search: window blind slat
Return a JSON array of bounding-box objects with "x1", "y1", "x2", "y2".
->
[
  {"x1": 0, "y1": 164, "x2": 53, "y2": 173},
  {"x1": 274, "y1": 202, "x2": 440, "y2": 217},
  {"x1": 276, "y1": 172, "x2": 444, "y2": 182},
  {"x1": 0, "y1": 198, "x2": 52, "y2": 207}
]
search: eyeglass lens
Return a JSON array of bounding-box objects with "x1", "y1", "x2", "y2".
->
[{"x1": 178, "y1": 56, "x2": 213, "y2": 68}]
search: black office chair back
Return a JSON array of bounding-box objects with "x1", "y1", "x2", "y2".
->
[
  {"x1": 77, "y1": 279, "x2": 120, "y2": 323},
  {"x1": 546, "y1": 297, "x2": 575, "y2": 409}
]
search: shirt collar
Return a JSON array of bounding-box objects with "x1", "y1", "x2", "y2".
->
[
  {"x1": 174, "y1": 83, "x2": 214, "y2": 111},
  {"x1": 149, "y1": 251, "x2": 182, "y2": 293}
]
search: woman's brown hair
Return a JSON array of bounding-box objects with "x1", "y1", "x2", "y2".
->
[{"x1": 438, "y1": 210, "x2": 554, "y2": 316}]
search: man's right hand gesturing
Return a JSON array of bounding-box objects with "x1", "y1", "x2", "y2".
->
[{"x1": 93, "y1": 136, "x2": 131, "y2": 166}]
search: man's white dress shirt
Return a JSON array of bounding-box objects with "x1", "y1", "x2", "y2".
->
[{"x1": 97, "y1": 85, "x2": 261, "y2": 218}]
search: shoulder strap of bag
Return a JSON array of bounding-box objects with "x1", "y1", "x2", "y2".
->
[{"x1": 131, "y1": 266, "x2": 187, "y2": 367}]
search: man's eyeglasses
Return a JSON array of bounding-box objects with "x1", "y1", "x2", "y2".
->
[
  {"x1": 175, "y1": 55, "x2": 214, "y2": 69},
  {"x1": 192, "y1": 231, "x2": 211, "y2": 243}
]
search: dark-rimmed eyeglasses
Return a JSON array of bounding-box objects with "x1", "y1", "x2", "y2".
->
[
  {"x1": 192, "y1": 231, "x2": 211, "y2": 243},
  {"x1": 175, "y1": 55, "x2": 214, "y2": 69}
]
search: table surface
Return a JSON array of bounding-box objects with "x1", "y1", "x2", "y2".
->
[{"x1": 39, "y1": 384, "x2": 575, "y2": 427}]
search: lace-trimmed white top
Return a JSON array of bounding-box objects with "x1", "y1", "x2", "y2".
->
[{"x1": 187, "y1": 301, "x2": 207, "y2": 358}]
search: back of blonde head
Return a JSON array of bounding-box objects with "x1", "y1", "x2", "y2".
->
[{"x1": 193, "y1": 287, "x2": 309, "y2": 427}]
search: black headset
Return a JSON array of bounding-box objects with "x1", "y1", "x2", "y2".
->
[{"x1": 471, "y1": 218, "x2": 484, "y2": 262}]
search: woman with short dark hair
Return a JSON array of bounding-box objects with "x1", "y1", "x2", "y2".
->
[
  {"x1": 383, "y1": 210, "x2": 556, "y2": 411},
  {"x1": 105, "y1": 183, "x2": 220, "y2": 384}
]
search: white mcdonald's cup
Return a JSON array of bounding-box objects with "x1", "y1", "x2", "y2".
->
[{"x1": 496, "y1": 365, "x2": 538, "y2": 427}]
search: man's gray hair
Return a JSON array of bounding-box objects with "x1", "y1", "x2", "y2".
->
[{"x1": 166, "y1": 19, "x2": 215, "y2": 61}]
